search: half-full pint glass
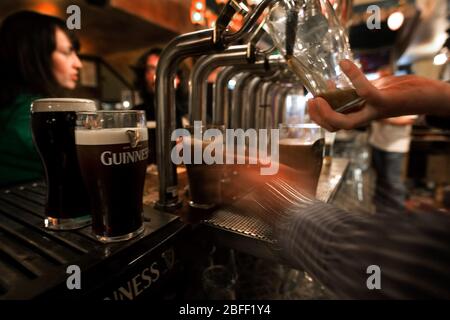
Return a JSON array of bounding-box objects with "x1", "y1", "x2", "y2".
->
[
  {"x1": 75, "y1": 111, "x2": 148, "y2": 242},
  {"x1": 183, "y1": 124, "x2": 225, "y2": 211},
  {"x1": 31, "y1": 98, "x2": 96, "y2": 230}
]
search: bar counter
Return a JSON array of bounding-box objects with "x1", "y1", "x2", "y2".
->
[{"x1": 0, "y1": 159, "x2": 348, "y2": 300}]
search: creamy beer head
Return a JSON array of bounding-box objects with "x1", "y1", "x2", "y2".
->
[
  {"x1": 75, "y1": 127, "x2": 148, "y2": 145},
  {"x1": 31, "y1": 98, "x2": 96, "y2": 113}
]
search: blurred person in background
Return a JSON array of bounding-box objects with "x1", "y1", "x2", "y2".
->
[
  {"x1": 131, "y1": 48, "x2": 162, "y2": 125},
  {"x1": 363, "y1": 66, "x2": 416, "y2": 214},
  {"x1": 0, "y1": 11, "x2": 82, "y2": 187},
  {"x1": 131, "y1": 48, "x2": 189, "y2": 164},
  {"x1": 369, "y1": 114, "x2": 416, "y2": 214}
]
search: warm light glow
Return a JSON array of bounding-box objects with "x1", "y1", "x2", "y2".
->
[
  {"x1": 190, "y1": 0, "x2": 206, "y2": 25},
  {"x1": 192, "y1": 12, "x2": 203, "y2": 22},
  {"x1": 247, "y1": 0, "x2": 263, "y2": 5},
  {"x1": 195, "y1": 1, "x2": 203, "y2": 10},
  {"x1": 32, "y1": 3, "x2": 61, "y2": 16},
  {"x1": 122, "y1": 101, "x2": 130, "y2": 108},
  {"x1": 228, "y1": 79, "x2": 237, "y2": 90},
  {"x1": 366, "y1": 72, "x2": 381, "y2": 81},
  {"x1": 387, "y1": 11, "x2": 404, "y2": 31},
  {"x1": 434, "y1": 52, "x2": 448, "y2": 66}
]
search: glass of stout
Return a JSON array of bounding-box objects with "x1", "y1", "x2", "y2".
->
[
  {"x1": 31, "y1": 98, "x2": 96, "y2": 230},
  {"x1": 278, "y1": 123, "x2": 325, "y2": 196},
  {"x1": 183, "y1": 124, "x2": 225, "y2": 212},
  {"x1": 75, "y1": 110, "x2": 148, "y2": 242}
]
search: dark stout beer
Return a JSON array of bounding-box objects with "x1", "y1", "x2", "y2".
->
[
  {"x1": 287, "y1": 57, "x2": 364, "y2": 114},
  {"x1": 31, "y1": 98, "x2": 95, "y2": 229},
  {"x1": 318, "y1": 89, "x2": 364, "y2": 113},
  {"x1": 76, "y1": 128, "x2": 148, "y2": 240},
  {"x1": 279, "y1": 138, "x2": 325, "y2": 195},
  {"x1": 183, "y1": 137, "x2": 224, "y2": 209}
]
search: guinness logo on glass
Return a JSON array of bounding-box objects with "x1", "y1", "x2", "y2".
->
[{"x1": 127, "y1": 129, "x2": 141, "y2": 148}]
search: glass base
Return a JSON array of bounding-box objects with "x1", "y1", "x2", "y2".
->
[
  {"x1": 44, "y1": 215, "x2": 91, "y2": 230},
  {"x1": 189, "y1": 201, "x2": 216, "y2": 210},
  {"x1": 95, "y1": 225, "x2": 145, "y2": 243}
]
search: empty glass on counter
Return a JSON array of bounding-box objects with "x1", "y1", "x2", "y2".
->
[
  {"x1": 31, "y1": 98, "x2": 96, "y2": 230},
  {"x1": 266, "y1": 0, "x2": 364, "y2": 113},
  {"x1": 279, "y1": 123, "x2": 325, "y2": 196},
  {"x1": 75, "y1": 110, "x2": 148, "y2": 242}
]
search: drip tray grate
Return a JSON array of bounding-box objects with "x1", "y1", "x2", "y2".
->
[{"x1": 203, "y1": 158, "x2": 349, "y2": 248}]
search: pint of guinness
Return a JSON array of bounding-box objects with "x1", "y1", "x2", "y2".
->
[
  {"x1": 279, "y1": 123, "x2": 325, "y2": 196},
  {"x1": 76, "y1": 111, "x2": 148, "y2": 242},
  {"x1": 31, "y1": 98, "x2": 96, "y2": 230}
]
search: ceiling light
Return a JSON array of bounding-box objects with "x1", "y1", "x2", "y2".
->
[
  {"x1": 387, "y1": 11, "x2": 404, "y2": 31},
  {"x1": 195, "y1": 2, "x2": 203, "y2": 10},
  {"x1": 192, "y1": 12, "x2": 203, "y2": 22}
]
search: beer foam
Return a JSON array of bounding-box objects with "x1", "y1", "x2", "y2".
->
[
  {"x1": 31, "y1": 98, "x2": 97, "y2": 112},
  {"x1": 279, "y1": 138, "x2": 316, "y2": 146},
  {"x1": 75, "y1": 128, "x2": 148, "y2": 145}
]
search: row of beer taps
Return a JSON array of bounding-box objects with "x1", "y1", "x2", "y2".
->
[{"x1": 155, "y1": 0, "x2": 314, "y2": 210}]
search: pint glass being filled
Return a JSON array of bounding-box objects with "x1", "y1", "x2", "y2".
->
[
  {"x1": 76, "y1": 111, "x2": 148, "y2": 242},
  {"x1": 31, "y1": 98, "x2": 96, "y2": 230},
  {"x1": 278, "y1": 124, "x2": 325, "y2": 196}
]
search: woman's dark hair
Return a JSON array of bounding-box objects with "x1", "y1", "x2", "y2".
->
[
  {"x1": 132, "y1": 48, "x2": 163, "y2": 102},
  {"x1": 0, "y1": 10, "x2": 80, "y2": 106}
]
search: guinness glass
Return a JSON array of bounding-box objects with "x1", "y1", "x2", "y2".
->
[
  {"x1": 31, "y1": 98, "x2": 96, "y2": 230},
  {"x1": 75, "y1": 111, "x2": 148, "y2": 242},
  {"x1": 279, "y1": 123, "x2": 325, "y2": 196}
]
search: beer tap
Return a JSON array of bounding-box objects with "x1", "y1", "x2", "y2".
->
[
  {"x1": 254, "y1": 83, "x2": 277, "y2": 130},
  {"x1": 244, "y1": 77, "x2": 264, "y2": 130},
  {"x1": 213, "y1": 66, "x2": 238, "y2": 127},
  {"x1": 214, "y1": 58, "x2": 277, "y2": 129},
  {"x1": 188, "y1": 45, "x2": 253, "y2": 125},
  {"x1": 245, "y1": 69, "x2": 280, "y2": 129},
  {"x1": 273, "y1": 85, "x2": 293, "y2": 126},
  {"x1": 188, "y1": 19, "x2": 277, "y2": 126},
  {"x1": 155, "y1": 0, "x2": 283, "y2": 209},
  {"x1": 230, "y1": 73, "x2": 253, "y2": 129}
]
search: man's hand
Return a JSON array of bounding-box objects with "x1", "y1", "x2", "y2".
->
[{"x1": 308, "y1": 60, "x2": 450, "y2": 132}]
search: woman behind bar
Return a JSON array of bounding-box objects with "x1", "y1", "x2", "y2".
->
[{"x1": 0, "y1": 11, "x2": 82, "y2": 186}]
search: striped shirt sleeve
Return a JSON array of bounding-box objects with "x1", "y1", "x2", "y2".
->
[{"x1": 274, "y1": 201, "x2": 450, "y2": 299}]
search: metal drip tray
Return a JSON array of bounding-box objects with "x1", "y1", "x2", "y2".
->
[
  {"x1": 204, "y1": 206, "x2": 275, "y2": 243},
  {"x1": 203, "y1": 158, "x2": 349, "y2": 256}
]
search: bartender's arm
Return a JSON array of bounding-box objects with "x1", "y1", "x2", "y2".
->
[
  {"x1": 308, "y1": 60, "x2": 450, "y2": 131},
  {"x1": 239, "y1": 178, "x2": 450, "y2": 299}
]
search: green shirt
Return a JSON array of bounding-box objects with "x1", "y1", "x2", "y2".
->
[{"x1": 0, "y1": 94, "x2": 43, "y2": 187}]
